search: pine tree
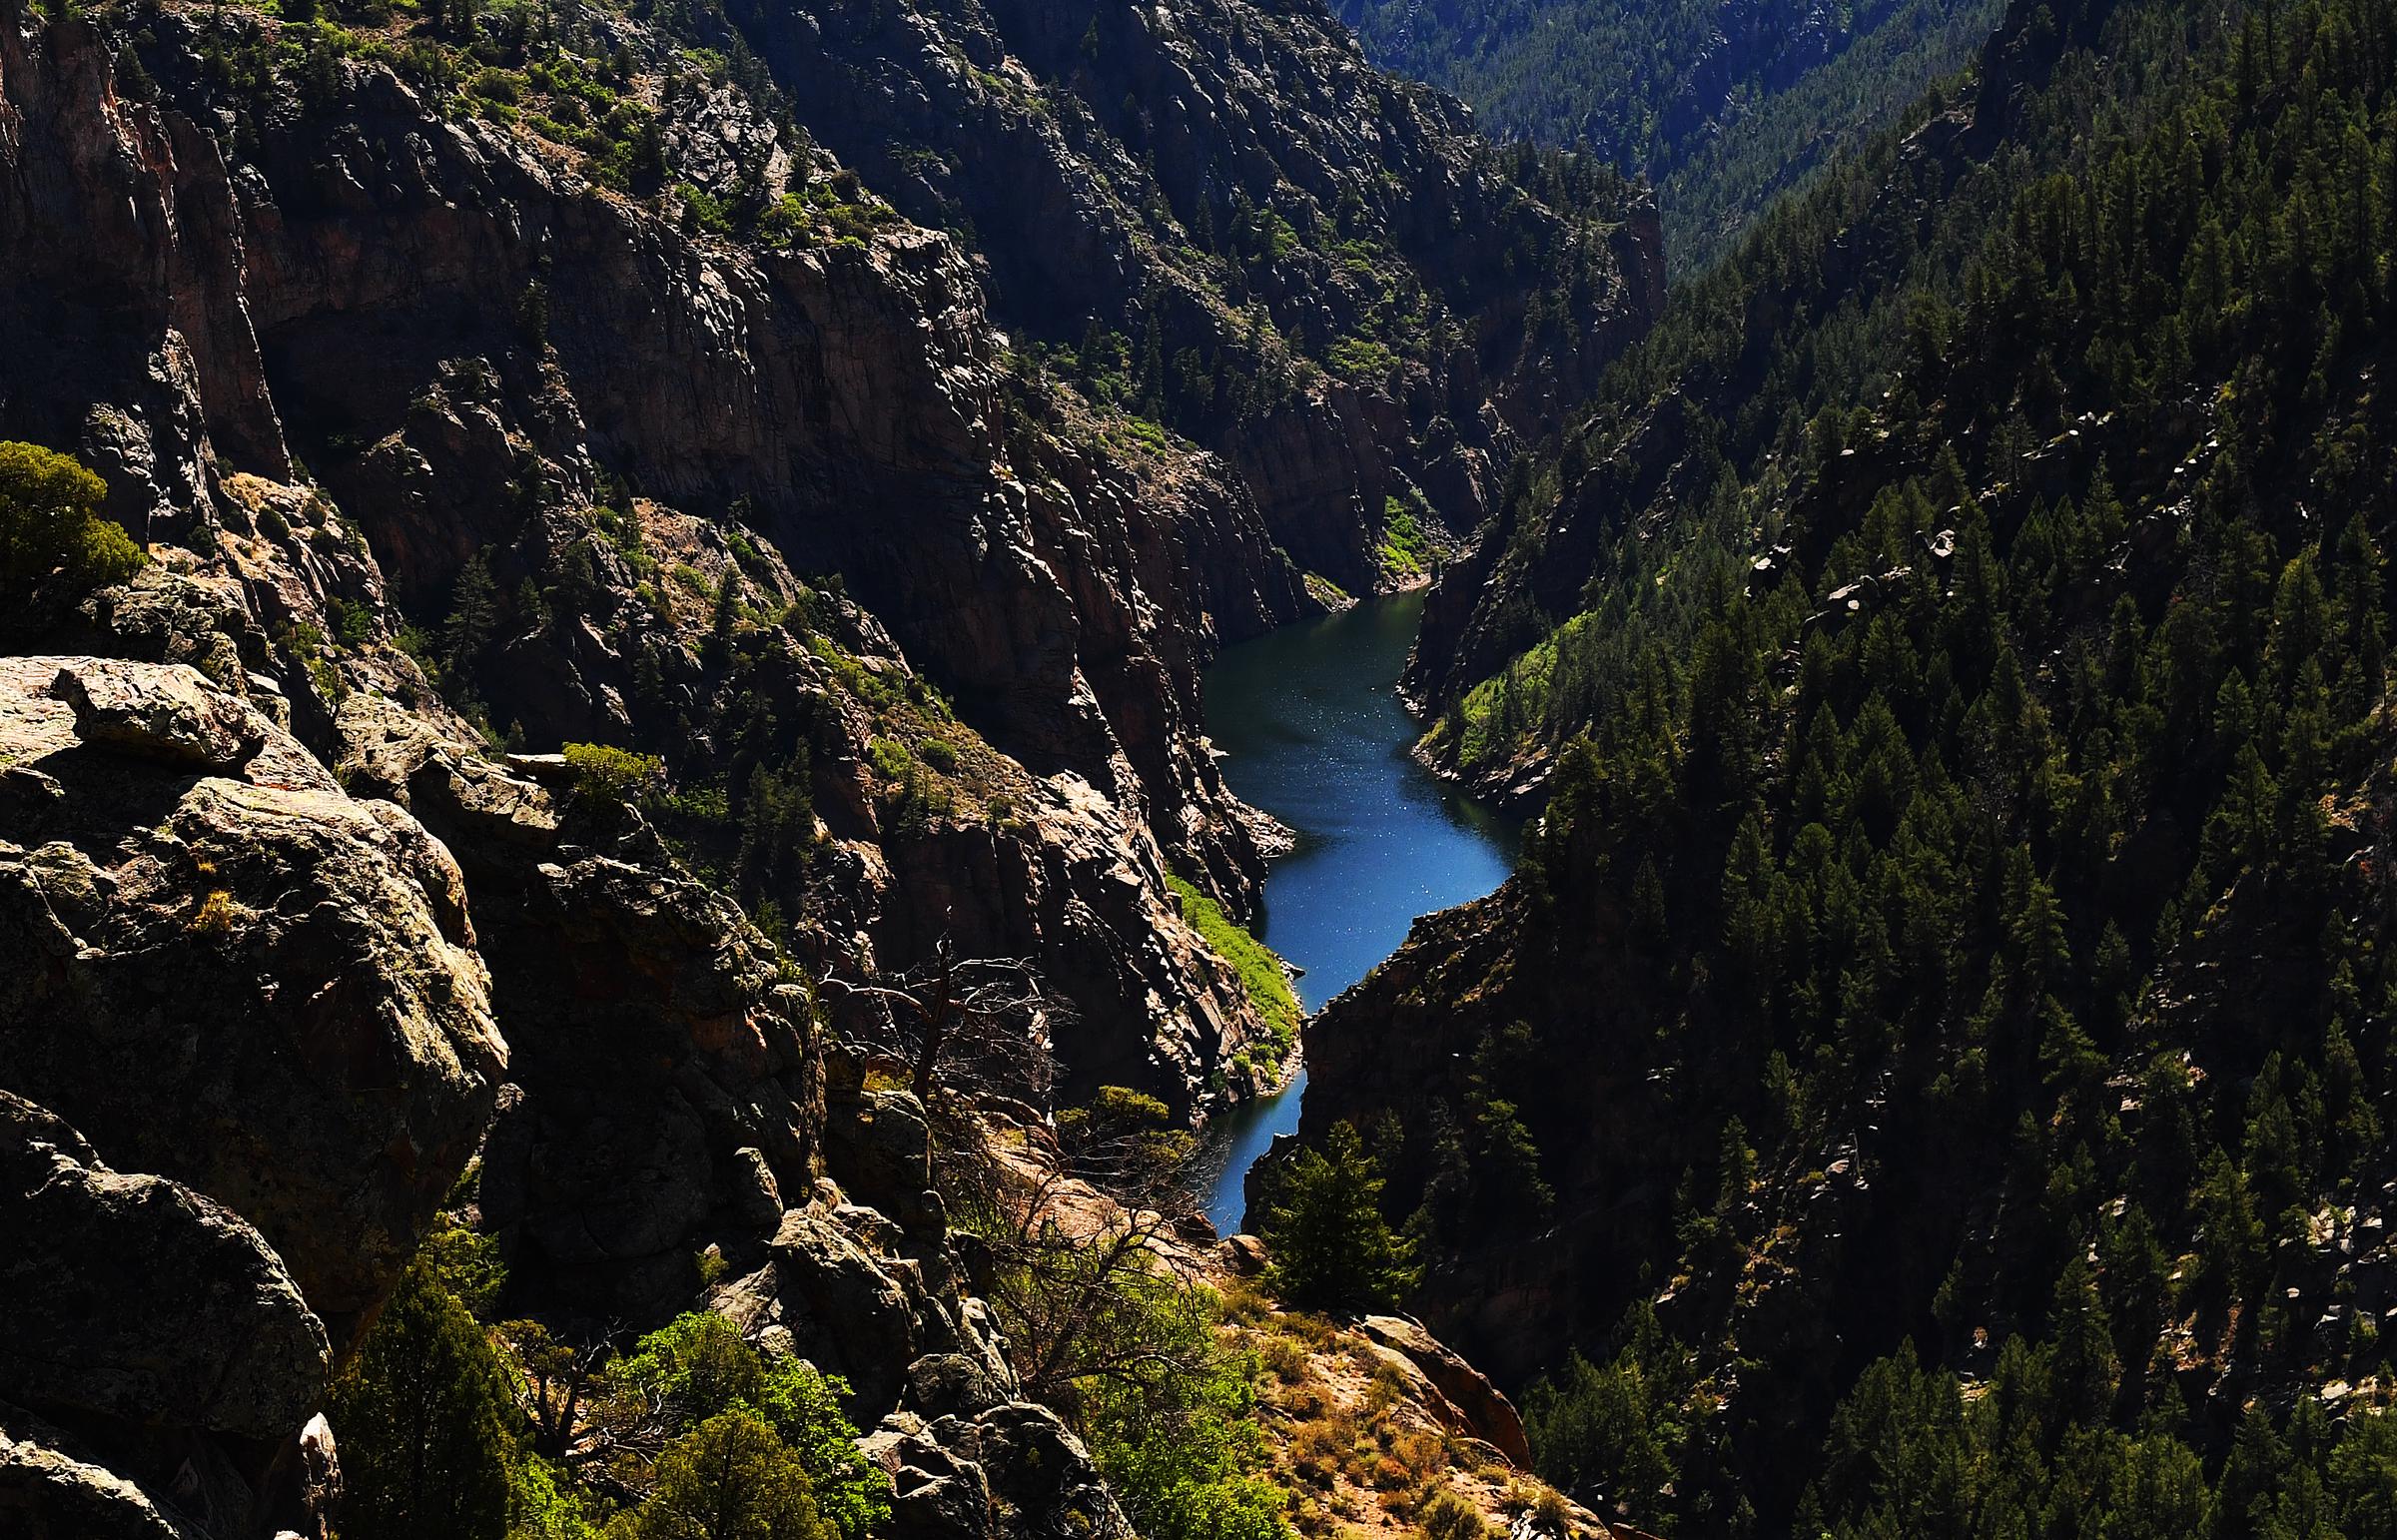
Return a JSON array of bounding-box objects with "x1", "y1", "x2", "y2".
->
[
  {"x1": 443, "y1": 551, "x2": 500, "y2": 677},
  {"x1": 1260, "y1": 1121, "x2": 1420, "y2": 1314},
  {"x1": 330, "y1": 1260, "x2": 518, "y2": 1540}
]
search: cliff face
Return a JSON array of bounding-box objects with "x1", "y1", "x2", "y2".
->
[
  {"x1": 0, "y1": 0, "x2": 1303, "y2": 1113},
  {"x1": 732, "y1": 0, "x2": 1665, "y2": 591}
]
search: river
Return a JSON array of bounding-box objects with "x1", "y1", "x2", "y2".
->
[{"x1": 1196, "y1": 591, "x2": 1520, "y2": 1234}]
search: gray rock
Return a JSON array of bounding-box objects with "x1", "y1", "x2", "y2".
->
[
  {"x1": 49, "y1": 660, "x2": 265, "y2": 772},
  {"x1": 0, "y1": 1094, "x2": 330, "y2": 1441},
  {"x1": 902, "y1": 1353, "x2": 999, "y2": 1422},
  {"x1": 728, "y1": 1147, "x2": 786, "y2": 1230},
  {"x1": 0, "y1": 1417, "x2": 205, "y2": 1540},
  {"x1": 0, "y1": 656, "x2": 506, "y2": 1338}
]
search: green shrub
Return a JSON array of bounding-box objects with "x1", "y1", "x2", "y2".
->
[
  {"x1": 1076, "y1": 1275, "x2": 1293, "y2": 1540},
  {"x1": 0, "y1": 440, "x2": 144, "y2": 604},
  {"x1": 1418, "y1": 1490, "x2": 1488, "y2": 1540},
  {"x1": 561, "y1": 741, "x2": 664, "y2": 805},
  {"x1": 677, "y1": 182, "x2": 734, "y2": 236},
  {"x1": 918, "y1": 738, "x2": 959, "y2": 774},
  {"x1": 327, "y1": 594, "x2": 374, "y2": 646},
  {"x1": 866, "y1": 736, "x2": 911, "y2": 780},
  {"x1": 617, "y1": 1411, "x2": 833, "y2": 1540},
  {"x1": 1378, "y1": 496, "x2": 1431, "y2": 576},
  {"x1": 417, "y1": 1219, "x2": 506, "y2": 1319},
  {"x1": 599, "y1": 1313, "x2": 888, "y2": 1537}
]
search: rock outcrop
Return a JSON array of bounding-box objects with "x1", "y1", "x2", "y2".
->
[
  {"x1": 0, "y1": 657, "x2": 502, "y2": 1538},
  {"x1": 1358, "y1": 1314, "x2": 1534, "y2": 1468},
  {"x1": 709, "y1": 1050, "x2": 1139, "y2": 1540},
  {"x1": 0, "y1": 658, "x2": 505, "y2": 1333}
]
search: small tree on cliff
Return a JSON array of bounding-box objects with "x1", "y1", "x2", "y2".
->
[
  {"x1": 1257, "y1": 1121, "x2": 1419, "y2": 1316},
  {"x1": 0, "y1": 440, "x2": 143, "y2": 610}
]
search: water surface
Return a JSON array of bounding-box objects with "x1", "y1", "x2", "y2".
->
[{"x1": 1198, "y1": 592, "x2": 1518, "y2": 1233}]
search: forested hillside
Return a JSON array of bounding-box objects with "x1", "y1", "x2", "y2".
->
[
  {"x1": 1335, "y1": 0, "x2": 2001, "y2": 272},
  {"x1": 1299, "y1": 0, "x2": 2397, "y2": 1528}
]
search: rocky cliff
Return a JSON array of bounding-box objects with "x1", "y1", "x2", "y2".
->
[
  {"x1": 0, "y1": 0, "x2": 1300, "y2": 1115},
  {"x1": 729, "y1": 0, "x2": 1665, "y2": 591}
]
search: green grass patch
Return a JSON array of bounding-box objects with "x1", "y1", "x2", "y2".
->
[
  {"x1": 1377, "y1": 496, "x2": 1431, "y2": 577},
  {"x1": 1166, "y1": 875, "x2": 1299, "y2": 1069},
  {"x1": 1302, "y1": 572, "x2": 1352, "y2": 609}
]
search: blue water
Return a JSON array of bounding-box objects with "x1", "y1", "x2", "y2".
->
[{"x1": 1198, "y1": 592, "x2": 1519, "y2": 1234}]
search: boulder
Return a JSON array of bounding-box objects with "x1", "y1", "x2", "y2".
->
[
  {"x1": 48, "y1": 659, "x2": 264, "y2": 772},
  {"x1": 1215, "y1": 1232, "x2": 1269, "y2": 1275},
  {"x1": 741, "y1": 1209, "x2": 924, "y2": 1414},
  {"x1": 1359, "y1": 1314, "x2": 1535, "y2": 1468},
  {"x1": 0, "y1": 656, "x2": 506, "y2": 1338},
  {"x1": 0, "y1": 1094, "x2": 330, "y2": 1441}
]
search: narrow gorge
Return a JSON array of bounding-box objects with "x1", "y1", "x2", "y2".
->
[{"x1": 1195, "y1": 591, "x2": 1519, "y2": 1234}]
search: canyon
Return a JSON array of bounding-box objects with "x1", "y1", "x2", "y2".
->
[{"x1": 0, "y1": 0, "x2": 1655, "y2": 1528}]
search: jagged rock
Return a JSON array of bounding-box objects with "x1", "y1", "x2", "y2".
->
[
  {"x1": 861, "y1": 1402, "x2": 1134, "y2": 1540},
  {"x1": 338, "y1": 695, "x2": 558, "y2": 847},
  {"x1": 0, "y1": 1411, "x2": 204, "y2": 1540},
  {"x1": 49, "y1": 659, "x2": 266, "y2": 772},
  {"x1": 966, "y1": 1402, "x2": 1134, "y2": 1539},
  {"x1": 863, "y1": 1418, "x2": 996, "y2": 1540},
  {"x1": 0, "y1": 1094, "x2": 330, "y2": 1442},
  {"x1": 903, "y1": 1354, "x2": 1003, "y2": 1422},
  {"x1": 834, "y1": 1203, "x2": 909, "y2": 1256},
  {"x1": 821, "y1": 1065, "x2": 942, "y2": 1234},
  {"x1": 727, "y1": 1148, "x2": 786, "y2": 1231},
  {"x1": 467, "y1": 843, "x2": 824, "y2": 1316},
  {"x1": 741, "y1": 1208, "x2": 924, "y2": 1414},
  {"x1": 72, "y1": 562, "x2": 262, "y2": 695},
  {"x1": 1359, "y1": 1314, "x2": 1534, "y2": 1467},
  {"x1": 0, "y1": 656, "x2": 505, "y2": 1338}
]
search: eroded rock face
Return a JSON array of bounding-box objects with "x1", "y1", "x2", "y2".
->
[
  {"x1": 0, "y1": 1094, "x2": 331, "y2": 1444},
  {"x1": 0, "y1": 657, "x2": 502, "y2": 1539},
  {"x1": 0, "y1": 658, "x2": 505, "y2": 1334},
  {"x1": 1358, "y1": 1314, "x2": 1533, "y2": 1467}
]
